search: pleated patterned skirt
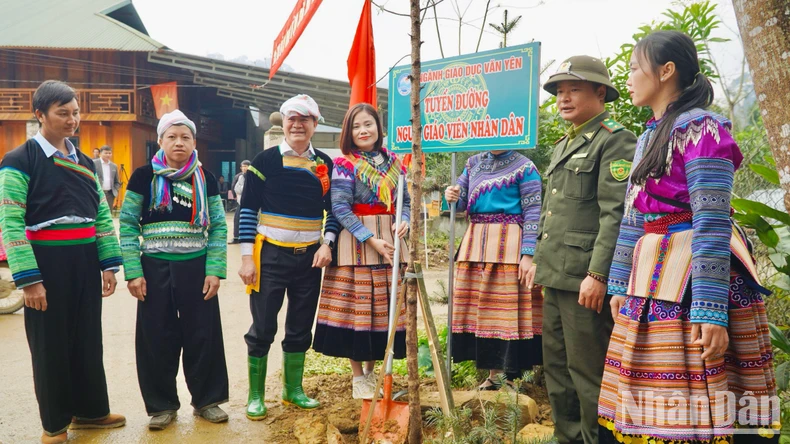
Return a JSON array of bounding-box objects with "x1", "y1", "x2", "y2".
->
[
  {"x1": 313, "y1": 264, "x2": 406, "y2": 362},
  {"x1": 451, "y1": 261, "x2": 543, "y2": 372},
  {"x1": 598, "y1": 271, "x2": 779, "y2": 443}
]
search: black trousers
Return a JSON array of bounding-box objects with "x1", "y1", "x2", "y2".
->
[
  {"x1": 233, "y1": 205, "x2": 241, "y2": 240},
  {"x1": 136, "y1": 254, "x2": 229, "y2": 415},
  {"x1": 245, "y1": 242, "x2": 322, "y2": 357},
  {"x1": 103, "y1": 190, "x2": 115, "y2": 210},
  {"x1": 26, "y1": 243, "x2": 110, "y2": 435}
]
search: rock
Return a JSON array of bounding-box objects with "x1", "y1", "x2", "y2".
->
[
  {"x1": 460, "y1": 390, "x2": 539, "y2": 429},
  {"x1": 293, "y1": 416, "x2": 327, "y2": 444},
  {"x1": 419, "y1": 389, "x2": 539, "y2": 429},
  {"x1": 328, "y1": 412, "x2": 359, "y2": 434},
  {"x1": 419, "y1": 390, "x2": 477, "y2": 414},
  {"x1": 326, "y1": 423, "x2": 344, "y2": 444},
  {"x1": 517, "y1": 423, "x2": 555, "y2": 441}
]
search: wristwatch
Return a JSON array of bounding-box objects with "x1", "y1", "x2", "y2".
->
[{"x1": 323, "y1": 238, "x2": 335, "y2": 250}]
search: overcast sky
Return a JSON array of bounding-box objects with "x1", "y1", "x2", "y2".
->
[{"x1": 133, "y1": 0, "x2": 746, "y2": 97}]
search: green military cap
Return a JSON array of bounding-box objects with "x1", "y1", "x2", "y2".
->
[{"x1": 543, "y1": 55, "x2": 620, "y2": 103}]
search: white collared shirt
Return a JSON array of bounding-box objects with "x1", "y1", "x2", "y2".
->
[
  {"x1": 100, "y1": 159, "x2": 112, "y2": 191},
  {"x1": 34, "y1": 132, "x2": 79, "y2": 162},
  {"x1": 279, "y1": 140, "x2": 316, "y2": 158}
]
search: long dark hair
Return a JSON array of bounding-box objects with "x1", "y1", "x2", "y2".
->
[
  {"x1": 339, "y1": 103, "x2": 383, "y2": 155},
  {"x1": 630, "y1": 31, "x2": 714, "y2": 185}
]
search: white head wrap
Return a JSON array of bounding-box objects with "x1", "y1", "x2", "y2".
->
[
  {"x1": 157, "y1": 109, "x2": 197, "y2": 138},
  {"x1": 279, "y1": 94, "x2": 324, "y2": 123}
]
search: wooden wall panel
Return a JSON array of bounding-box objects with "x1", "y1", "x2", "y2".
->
[
  {"x1": 130, "y1": 122, "x2": 157, "y2": 171},
  {"x1": 76, "y1": 121, "x2": 132, "y2": 202},
  {"x1": 0, "y1": 122, "x2": 27, "y2": 157},
  {"x1": 77, "y1": 122, "x2": 111, "y2": 157},
  {"x1": 0, "y1": 50, "x2": 132, "y2": 90}
]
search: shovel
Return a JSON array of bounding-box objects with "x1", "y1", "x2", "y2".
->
[{"x1": 360, "y1": 175, "x2": 410, "y2": 444}]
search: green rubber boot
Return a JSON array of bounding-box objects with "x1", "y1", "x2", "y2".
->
[
  {"x1": 246, "y1": 355, "x2": 268, "y2": 420},
  {"x1": 281, "y1": 352, "x2": 320, "y2": 409}
]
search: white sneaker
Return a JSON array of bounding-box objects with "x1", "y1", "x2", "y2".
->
[
  {"x1": 352, "y1": 377, "x2": 376, "y2": 400},
  {"x1": 365, "y1": 372, "x2": 384, "y2": 397}
]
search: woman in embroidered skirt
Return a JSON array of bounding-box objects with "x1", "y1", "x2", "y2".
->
[
  {"x1": 444, "y1": 149, "x2": 543, "y2": 390},
  {"x1": 119, "y1": 110, "x2": 229, "y2": 430},
  {"x1": 598, "y1": 31, "x2": 778, "y2": 443},
  {"x1": 312, "y1": 103, "x2": 410, "y2": 400}
]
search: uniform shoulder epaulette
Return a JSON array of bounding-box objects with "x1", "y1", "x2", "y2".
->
[{"x1": 601, "y1": 118, "x2": 625, "y2": 133}]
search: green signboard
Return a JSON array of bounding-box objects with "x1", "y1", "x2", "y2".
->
[{"x1": 388, "y1": 42, "x2": 541, "y2": 153}]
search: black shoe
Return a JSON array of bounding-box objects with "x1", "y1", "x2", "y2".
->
[
  {"x1": 228, "y1": 239, "x2": 240, "y2": 244},
  {"x1": 478, "y1": 378, "x2": 502, "y2": 391}
]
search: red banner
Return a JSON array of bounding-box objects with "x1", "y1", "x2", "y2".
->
[
  {"x1": 150, "y1": 81, "x2": 178, "y2": 119},
  {"x1": 348, "y1": 0, "x2": 376, "y2": 108},
  {"x1": 270, "y1": 0, "x2": 323, "y2": 79}
]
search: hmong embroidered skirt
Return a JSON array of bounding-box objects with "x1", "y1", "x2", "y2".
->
[
  {"x1": 313, "y1": 264, "x2": 406, "y2": 361},
  {"x1": 598, "y1": 271, "x2": 779, "y2": 443},
  {"x1": 451, "y1": 259, "x2": 543, "y2": 371}
]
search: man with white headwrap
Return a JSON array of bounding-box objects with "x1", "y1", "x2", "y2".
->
[
  {"x1": 238, "y1": 94, "x2": 340, "y2": 418},
  {"x1": 119, "y1": 109, "x2": 229, "y2": 430}
]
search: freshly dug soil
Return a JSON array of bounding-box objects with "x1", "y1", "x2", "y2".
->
[{"x1": 265, "y1": 373, "x2": 552, "y2": 443}]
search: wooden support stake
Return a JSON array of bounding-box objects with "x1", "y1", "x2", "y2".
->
[{"x1": 414, "y1": 262, "x2": 455, "y2": 415}]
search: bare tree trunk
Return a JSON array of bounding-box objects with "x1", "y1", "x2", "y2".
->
[
  {"x1": 475, "y1": 0, "x2": 492, "y2": 53},
  {"x1": 406, "y1": 1, "x2": 423, "y2": 443},
  {"x1": 431, "y1": 0, "x2": 444, "y2": 58},
  {"x1": 732, "y1": 0, "x2": 790, "y2": 213}
]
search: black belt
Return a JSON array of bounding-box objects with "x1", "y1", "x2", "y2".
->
[{"x1": 265, "y1": 240, "x2": 319, "y2": 255}]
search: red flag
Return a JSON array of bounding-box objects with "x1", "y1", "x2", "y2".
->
[
  {"x1": 270, "y1": 0, "x2": 323, "y2": 79},
  {"x1": 150, "y1": 82, "x2": 178, "y2": 119},
  {"x1": 347, "y1": 0, "x2": 376, "y2": 108}
]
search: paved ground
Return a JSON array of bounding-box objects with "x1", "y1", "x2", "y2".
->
[{"x1": 0, "y1": 214, "x2": 450, "y2": 443}]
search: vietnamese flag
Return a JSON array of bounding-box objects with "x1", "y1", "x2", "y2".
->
[
  {"x1": 150, "y1": 81, "x2": 178, "y2": 118},
  {"x1": 347, "y1": 0, "x2": 376, "y2": 108}
]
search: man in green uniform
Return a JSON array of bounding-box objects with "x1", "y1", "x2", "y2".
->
[{"x1": 525, "y1": 55, "x2": 636, "y2": 444}]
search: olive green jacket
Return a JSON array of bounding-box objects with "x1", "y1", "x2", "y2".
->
[{"x1": 533, "y1": 111, "x2": 637, "y2": 292}]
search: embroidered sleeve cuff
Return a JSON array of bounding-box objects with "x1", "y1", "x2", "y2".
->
[
  {"x1": 15, "y1": 277, "x2": 43, "y2": 289},
  {"x1": 99, "y1": 257, "x2": 123, "y2": 271},
  {"x1": 124, "y1": 269, "x2": 144, "y2": 281},
  {"x1": 352, "y1": 227, "x2": 375, "y2": 243},
  {"x1": 689, "y1": 301, "x2": 728, "y2": 326},
  {"x1": 607, "y1": 278, "x2": 628, "y2": 296},
  {"x1": 206, "y1": 265, "x2": 227, "y2": 280},
  {"x1": 241, "y1": 243, "x2": 254, "y2": 256},
  {"x1": 12, "y1": 269, "x2": 44, "y2": 288},
  {"x1": 521, "y1": 247, "x2": 535, "y2": 255}
]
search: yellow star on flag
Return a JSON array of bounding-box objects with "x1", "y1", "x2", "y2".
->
[{"x1": 151, "y1": 81, "x2": 178, "y2": 118}]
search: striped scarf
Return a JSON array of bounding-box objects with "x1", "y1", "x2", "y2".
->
[
  {"x1": 150, "y1": 149, "x2": 209, "y2": 227},
  {"x1": 346, "y1": 147, "x2": 405, "y2": 211}
]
